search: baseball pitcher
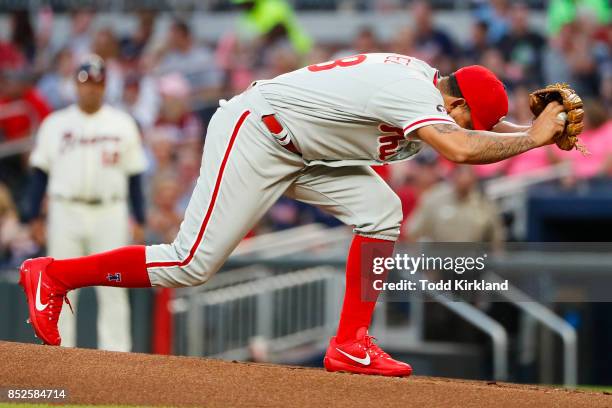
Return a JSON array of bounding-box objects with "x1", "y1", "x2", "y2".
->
[
  {"x1": 20, "y1": 53, "x2": 583, "y2": 375},
  {"x1": 26, "y1": 55, "x2": 147, "y2": 352}
]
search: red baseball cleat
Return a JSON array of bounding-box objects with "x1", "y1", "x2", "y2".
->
[
  {"x1": 19, "y1": 257, "x2": 71, "y2": 346},
  {"x1": 324, "y1": 327, "x2": 412, "y2": 377}
]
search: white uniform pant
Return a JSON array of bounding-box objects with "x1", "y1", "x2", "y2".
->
[
  {"x1": 145, "y1": 92, "x2": 403, "y2": 288},
  {"x1": 49, "y1": 199, "x2": 132, "y2": 352}
]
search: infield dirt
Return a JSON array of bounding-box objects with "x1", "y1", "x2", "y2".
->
[{"x1": 1, "y1": 341, "x2": 610, "y2": 407}]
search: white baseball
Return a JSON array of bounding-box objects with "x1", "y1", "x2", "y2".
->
[{"x1": 557, "y1": 112, "x2": 567, "y2": 122}]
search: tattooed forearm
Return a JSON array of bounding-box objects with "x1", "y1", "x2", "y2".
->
[
  {"x1": 431, "y1": 124, "x2": 536, "y2": 164},
  {"x1": 465, "y1": 131, "x2": 536, "y2": 163}
]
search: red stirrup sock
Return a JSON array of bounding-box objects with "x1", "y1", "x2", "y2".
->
[
  {"x1": 335, "y1": 235, "x2": 395, "y2": 344},
  {"x1": 46, "y1": 245, "x2": 151, "y2": 290}
]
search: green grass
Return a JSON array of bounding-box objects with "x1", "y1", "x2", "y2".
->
[{"x1": 576, "y1": 385, "x2": 612, "y2": 393}]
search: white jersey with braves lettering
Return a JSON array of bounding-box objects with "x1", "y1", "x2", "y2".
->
[
  {"x1": 30, "y1": 104, "x2": 147, "y2": 201},
  {"x1": 255, "y1": 53, "x2": 455, "y2": 166},
  {"x1": 30, "y1": 104, "x2": 147, "y2": 352}
]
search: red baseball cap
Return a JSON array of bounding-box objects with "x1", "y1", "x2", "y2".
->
[{"x1": 454, "y1": 65, "x2": 508, "y2": 131}]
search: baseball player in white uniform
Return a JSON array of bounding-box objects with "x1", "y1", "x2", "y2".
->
[
  {"x1": 20, "y1": 53, "x2": 567, "y2": 376},
  {"x1": 26, "y1": 55, "x2": 147, "y2": 352}
]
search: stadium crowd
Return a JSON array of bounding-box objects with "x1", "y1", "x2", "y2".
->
[{"x1": 0, "y1": 0, "x2": 610, "y2": 267}]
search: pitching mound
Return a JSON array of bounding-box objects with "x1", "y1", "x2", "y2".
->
[{"x1": 0, "y1": 341, "x2": 610, "y2": 407}]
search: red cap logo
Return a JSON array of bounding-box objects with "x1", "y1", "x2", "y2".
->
[{"x1": 454, "y1": 65, "x2": 508, "y2": 131}]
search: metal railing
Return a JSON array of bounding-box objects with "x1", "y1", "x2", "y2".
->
[
  {"x1": 216, "y1": 244, "x2": 597, "y2": 384},
  {"x1": 0, "y1": 136, "x2": 35, "y2": 159},
  {"x1": 482, "y1": 162, "x2": 573, "y2": 239},
  {"x1": 234, "y1": 224, "x2": 349, "y2": 259},
  {"x1": 0, "y1": 224, "x2": 594, "y2": 384},
  {"x1": 484, "y1": 163, "x2": 573, "y2": 201},
  {"x1": 171, "y1": 266, "x2": 343, "y2": 359},
  {"x1": 429, "y1": 291, "x2": 509, "y2": 381},
  {"x1": 485, "y1": 272, "x2": 578, "y2": 387}
]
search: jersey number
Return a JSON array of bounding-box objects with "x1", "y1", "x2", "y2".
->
[
  {"x1": 307, "y1": 54, "x2": 367, "y2": 72},
  {"x1": 102, "y1": 151, "x2": 120, "y2": 166},
  {"x1": 377, "y1": 124, "x2": 405, "y2": 161}
]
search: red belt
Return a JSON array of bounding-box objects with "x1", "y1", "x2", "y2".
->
[{"x1": 261, "y1": 115, "x2": 301, "y2": 156}]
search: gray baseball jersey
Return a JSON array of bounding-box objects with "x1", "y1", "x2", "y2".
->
[
  {"x1": 145, "y1": 53, "x2": 449, "y2": 287},
  {"x1": 256, "y1": 53, "x2": 456, "y2": 166}
]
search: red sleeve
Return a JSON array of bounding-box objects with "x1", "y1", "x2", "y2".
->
[
  {"x1": 0, "y1": 89, "x2": 52, "y2": 140},
  {"x1": 25, "y1": 89, "x2": 52, "y2": 121}
]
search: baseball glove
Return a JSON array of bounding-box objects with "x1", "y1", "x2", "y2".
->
[{"x1": 529, "y1": 83, "x2": 588, "y2": 154}]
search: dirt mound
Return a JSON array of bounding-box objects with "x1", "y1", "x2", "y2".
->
[{"x1": 0, "y1": 341, "x2": 610, "y2": 407}]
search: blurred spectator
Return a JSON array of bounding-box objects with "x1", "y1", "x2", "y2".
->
[
  {"x1": 553, "y1": 99, "x2": 612, "y2": 179},
  {"x1": 351, "y1": 26, "x2": 379, "y2": 54},
  {"x1": 601, "y1": 67, "x2": 612, "y2": 115},
  {"x1": 479, "y1": 47, "x2": 521, "y2": 88},
  {"x1": 143, "y1": 127, "x2": 177, "y2": 212},
  {"x1": 63, "y1": 9, "x2": 95, "y2": 62},
  {"x1": 410, "y1": 0, "x2": 456, "y2": 73},
  {"x1": 0, "y1": 12, "x2": 30, "y2": 73},
  {"x1": 120, "y1": 11, "x2": 156, "y2": 62},
  {"x1": 0, "y1": 70, "x2": 51, "y2": 141},
  {"x1": 0, "y1": 40, "x2": 26, "y2": 72},
  {"x1": 405, "y1": 165, "x2": 504, "y2": 245},
  {"x1": 144, "y1": 127, "x2": 177, "y2": 185},
  {"x1": 334, "y1": 26, "x2": 380, "y2": 58},
  {"x1": 155, "y1": 19, "x2": 223, "y2": 105},
  {"x1": 154, "y1": 73, "x2": 203, "y2": 145},
  {"x1": 0, "y1": 3, "x2": 609, "y2": 247},
  {"x1": 0, "y1": 182, "x2": 20, "y2": 265},
  {"x1": 405, "y1": 149, "x2": 444, "y2": 197},
  {"x1": 547, "y1": 0, "x2": 611, "y2": 35},
  {"x1": 147, "y1": 176, "x2": 182, "y2": 244},
  {"x1": 507, "y1": 84, "x2": 535, "y2": 125},
  {"x1": 542, "y1": 22, "x2": 600, "y2": 97},
  {"x1": 216, "y1": 32, "x2": 258, "y2": 94},
  {"x1": 259, "y1": 45, "x2": 301, "y2": 78},
  {"x1": 473, "y1": 0, "x2": 511, "y2": 44},
  {"x1": 390, "y1": 26, "x2": 417, "y2": 57},
  {"x1": 497, "y1": 2, "x2": 546, "y2": 85},
  {"x1": 462, "y1": 20, "x2": 490, "y2": 65},
  {"x1": 117, "y1": 15, "x2": 160, "y2": 130},
  {"x1": 118, "y1": 72, "x2": 160, "y2": 130},
  {"x1": 175, "y1": 147, "x2": 202, "y2": 213},
  {"x1": 393, "y1": 149, "x2": 444, "y2": 238},
  {"x1": 31, "y1": 7, "x2": 55, "y2": 75},
  {"x1": 92, "y1": 27, "x2": 124, "y2": 104},
  {"x1": 305, "y1": 45, "x2": 332, "y2": 67},
  {"x1": 37, "y1": 48, "x2": 77, "y2": 110},
  {"x1": 0, "y1": 182, "x2": 39, "y2": 268},
  {"x1": 9, "y1": 11, "x2": 36, "y2": 64},
  {"x1": 0, "y1": 69, "x2": 51, "y2": 206},
  {"x1": 233, "y1": 0, "x2": 312, "y2": 55}
]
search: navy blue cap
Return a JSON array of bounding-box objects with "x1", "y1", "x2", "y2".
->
[{"x1": 75, "y1": 54, "x2": 106, "y2": 83}]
